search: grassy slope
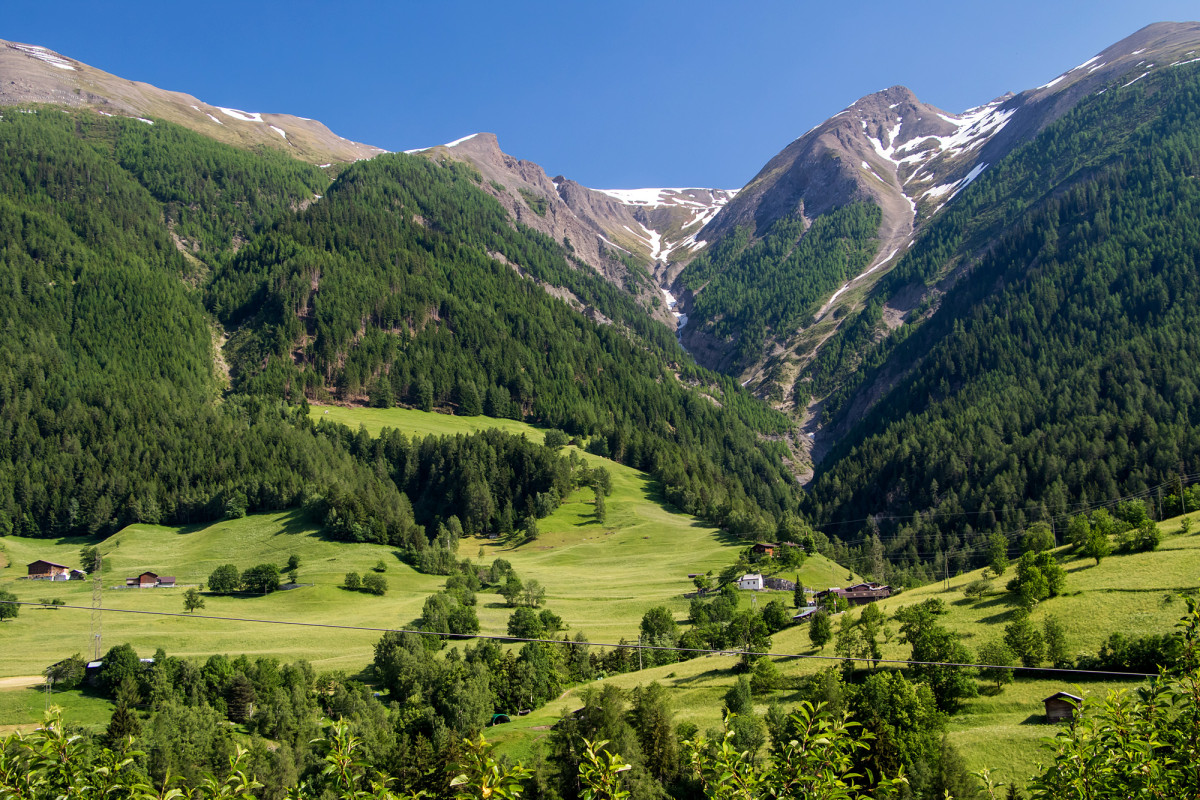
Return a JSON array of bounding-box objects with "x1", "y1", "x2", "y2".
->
[
  {"x1": 490, "y1": 510, "x2": 1200, "y2": 780},
  {"x1": 0, "y1": 406, "x2": 844, "y2": 685},
  {"x1": 311, "y1": 406, "x2": 854, "y2": 640}
]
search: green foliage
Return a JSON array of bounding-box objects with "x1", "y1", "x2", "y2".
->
[
  {"x1": 183, "y1": 587, "x2": 206, "y2": 613},
  {"x1": 343, "y1": 571, "x2": 361, "y2": 590},
  {"x1": 987, "y1": 531, "x2": 1010, "y2": 576},
  {"x1": 361, "y1": 573, "x2": 388, "y2": 596},
  {"x1": 44, "y1": 654, "x2": 86, "y2": 690},
  {"x1": 809, "y1": 610, "x2": 833, "y2": 650},
  {"x1": 1042, "y1": 615, "x2": 1071, "y2": 669},
  {"x1": 977, "y1": 640, "x2": 1016, "y2": 689},
  {"x1": 507, "y1": 606, "x2": 545, "y2": 639},
  {"x1": 1021, "y1": 524, "x2": 1056, "y2": 554},
  {"x1": 98, "y1": 643, "x2": 141, "y2": 696},
  {"x1": 1006, "y1": 551, "x2": 1066, "y2": 610},
  {"x1": 80, "y1": 546, "x2": 101, "y2": 573},
  {"x1": 517, "y1": 187, "x2": 549, "y2": 216},
  {"x1": 895, "y1": 601, "x2": 977, "y2": 711},
  {"x1": 684, "y1": 705, "x2": 906, "y2": 800},
  {"x1": 0, "y1": 589, "x2": 18, "y2": 622},
  {"x1": 639, "y1": 607, "x2": 679, "y2": 644},
  {"x1": 722, "y1": 675, "x2": 753, "y2": 716},
  {"x1": 1003, "y1": 612, "x2": 1044, "y2": 668},
  {"x1": 240, "y1": 563, "x2": 280, "y2": 594},
  {"x1": 451, "y1": 733, "x2": 531, "y2": 800}
]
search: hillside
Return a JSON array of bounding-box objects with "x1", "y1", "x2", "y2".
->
[
  {"x1": 0, "y1": 404, "x2": 851, "y2": 678},
  {"x1": 489, "y1": 508, "x2": 1200, "y2": 784},
  {"x1": 0, "y1": 104, "x2": 800, "y2": 552},
  {"x1": 805, "y1": 57, "x2": 1200, "y2": 575}
]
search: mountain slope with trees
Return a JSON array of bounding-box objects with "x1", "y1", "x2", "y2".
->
[
  {"x1": 0, "y1": 105, "x2": 800, "y2": 545},
  {"x1": 804, "y1": 59, "x2": 1200, "y2": 577}
]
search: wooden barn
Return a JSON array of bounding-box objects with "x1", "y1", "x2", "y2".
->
[
  {"x1": 27, "y1": 560, "x2": 70, "y2": 580},
  {"x1": 1043, "y1": 691, "x2": 1083, "y2": 722},
  {"x1": 126, "y1": 568, "x2": 165, "y2": 587}
]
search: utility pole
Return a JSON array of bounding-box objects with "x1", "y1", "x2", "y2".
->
[{"x1": 91, "y1": 551, "x2": 102, "y2": 660}]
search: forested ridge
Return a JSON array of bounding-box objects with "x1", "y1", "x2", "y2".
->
[
  {"x1": 0, "y1": 106, "x2": 798, "y2": 543},
  {"x1": 804, "y1": 63, "x2": 1200, "y2": 581},
  {"x1": 680, "y1": 203, "x2": 880, "y2": 371}
]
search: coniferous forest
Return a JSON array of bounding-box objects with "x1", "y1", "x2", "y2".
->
[
  {"x1": 802, "y1": 63, "x2": 1200, "y2": 582},
  {"x1": 0, "y1": 109, "x2": 795, "y2": 546}
]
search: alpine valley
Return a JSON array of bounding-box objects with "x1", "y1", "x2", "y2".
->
[{"x1": 5, "y1": 18, "x2": 1200, "y2": 800}]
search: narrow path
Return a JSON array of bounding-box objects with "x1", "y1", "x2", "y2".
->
[{"x1": 0, "y1": 675, "x2": 45, "y2": 690}]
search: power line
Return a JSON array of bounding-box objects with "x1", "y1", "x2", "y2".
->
[{"x1": 0, "y1": 600, "x2": 1157, "y2": 680}]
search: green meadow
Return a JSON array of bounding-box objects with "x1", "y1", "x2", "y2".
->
[
  {"x1": 0, "y1": 407, "x2": 848, "y2": 682},
  {"x1": 487, "y1": 509, "x2": 1200, "y2": 783}
]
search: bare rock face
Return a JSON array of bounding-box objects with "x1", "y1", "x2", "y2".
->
[
  {"x1": 410, "y1": 133, "x2": 735, "y2": 322},
  {"x1": 0, "y1": 39, "x2": 384, "y2": 165}
]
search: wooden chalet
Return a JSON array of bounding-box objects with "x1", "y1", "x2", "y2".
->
[
  {"x1": 817, "y1": 582, "x2": 892, "y2": 605},
  {"x1": 27, "y1": 560, "x2": 70, "y2": 580},
  {"x1": 791, "y1": 607, "x2": 819, "y2": 623},
  {"x1": 1043, "y1": 692, "x2": 1083, "y2": 722},
  {"x1": 752, "y1": 542, "x2": 777, "y2": 557}
]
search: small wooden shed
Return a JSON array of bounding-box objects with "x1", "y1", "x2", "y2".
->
[
  {"x1": 1044, "y1": 691, "x2": 1083, "y2": 722},
  {"x1": 127, "y1": 571, "x2": 159, "y2": 588}
]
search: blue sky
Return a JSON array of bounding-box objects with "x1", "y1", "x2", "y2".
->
[{"x1": 7, "y1": 1, "x2": 1198, "y2": 188}]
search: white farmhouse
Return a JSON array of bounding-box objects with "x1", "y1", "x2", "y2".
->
[{"x1": 737, "y1": 573, "x2": 764, "y2": 591}]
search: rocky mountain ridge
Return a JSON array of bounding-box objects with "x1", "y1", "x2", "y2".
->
[
  {"x1": 676, "y1": 22, "x2": 1200, "y2": 403},
  {"x1": 0, "y1": 38, "x2": 384, "y2": 165}
]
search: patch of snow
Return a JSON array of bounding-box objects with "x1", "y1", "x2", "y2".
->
[
  {"x1": 1131, "y1": 48, "x2": 1146, "y2": 55},
  {"x1": 205, "y1": 113, "x2": 223, "y2": 125},
  {"x1": 923, "y1": 162, "x2": 988, "y2": 204},
  {"x1": 1072, "y1": 56, "x2": 1102, "y2": 72},
  {"x1": 917, "y1": 102, "x2": 1014, "y2": 158},
  {"x1": 1088, "y1": 61, "x2": 1107, "y2": 73},
  {"x1": 319, "y1": 163, "x2": 332, "y2": 168},
  {"x1": 1172, "y1": 57, "x2": 1200, "y2": 68},
  {"x1": 135, "y1": 118, "x2": 154, "y2": 125},
  {"x1": 599, "y1": 188, "x2": 676, "y2": 206},
  {"x1": 1122, "y1": 71, "x2": 1151, "y2": 88},
  {"x1": 866, "y1": 121, "x2": 904, "y2": 166},
  {"x1": 1037, "y1": 75, "x2": 1066, "y2": 90},
  {"x1": 218, "y1": 107, "x2": 264, "y2": 123},
  {"x1": 9, "y1": 43, "x2": 75, "y2": 71},
  {"x1": 444, "y1": 133, "x2": 479, "y2": 148},
  {"x1": 96, "y1": 110, "x2": 114, "y2": 117},
  {"x1": 270, "y1": 125, "x2": 287, "y2": 139}
]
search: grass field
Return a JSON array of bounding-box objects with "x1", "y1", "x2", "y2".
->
[
  {"x1": 0, "y1": 407, "x2": 847, "y2": 683},
  {"x1": 487, "y1": 508, "x2": 1200, "y2": 782}
]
